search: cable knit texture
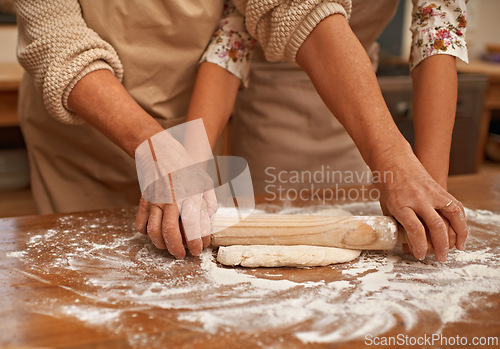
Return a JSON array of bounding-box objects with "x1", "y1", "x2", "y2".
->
[
  {"x1": 14, "y1": 0, "x2": 123, "y2": 124},
  {"x1": 232, "y1": 0, "x2": 352, "y2": 62}
]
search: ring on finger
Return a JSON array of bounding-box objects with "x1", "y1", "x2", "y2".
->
[{"x1": 437, "y1": 200, "x2": 454, "y2": 212}]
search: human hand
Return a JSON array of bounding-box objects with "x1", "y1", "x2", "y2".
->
[
  {"x1": 135, "y1": 185, "x2": 217, "y2": 259},
  {"x1": 377, "y1": 152, "x2": 468, "y2": 262},
  {"x1": 134, "y1": 124, "x2": 218, "y2": 259},
  {"x1": 400, "y1": 212, "x2": 458, "y2": 258}
]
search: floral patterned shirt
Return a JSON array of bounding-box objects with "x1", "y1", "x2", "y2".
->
[
  {"x1": 201, "y1": 0, "x2": 468, "y2": 85},
  {"x1": 199, "y1": 1, "x2": 257, "y2": 87},
  {"x1": 410, "y1": 0, "x2": 468, "y2": 70}
]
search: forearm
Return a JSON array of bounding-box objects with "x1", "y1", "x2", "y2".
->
[
  {"x1": 294, "y1": 14, "x2": 467, "y2": 262},
  {"x1": 186, "y1": 62, "x2": 241, "y2": 148},
  {"x1": 15, "y1": 0, "x2": 124, "y2": 125},
  {"x1": 296, "y1": 15, "x2": 413, "y2": 173},
  {"x1": 68, "y1": 69, "x2": 164, "y2": 157},
  {"x1": 411, "y1": 55, "x2": 457, "y2": 188}
]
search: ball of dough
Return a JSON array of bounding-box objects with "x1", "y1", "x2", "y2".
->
[{"x1": 217, "y1": 245, "x2": 361, "y2": 268}]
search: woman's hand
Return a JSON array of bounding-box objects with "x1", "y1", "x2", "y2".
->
[
  {"x1": 400, "y1": 215, "x2": 458, "y2": 258},
  {"x1": 133, "y1": 129, "x2": 218, "y2": 259},
  {"x1": 376, "y1": 149, "x2": 468, "y2": 262},
  {"x1": 135, "y1": 187, "x2": 218, "y2": 259}
]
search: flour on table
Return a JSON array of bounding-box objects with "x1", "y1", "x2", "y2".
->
[{"x1": 6, "y1": 204, "x2": 500, "y2": 347}]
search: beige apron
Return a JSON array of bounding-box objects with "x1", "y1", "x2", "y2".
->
[
  {"x1": 18, "y1": 1, "x2": 223, "y2": 213},
  {"x1": 232, "y1": 0, "x2": 400, "y2": 194}
]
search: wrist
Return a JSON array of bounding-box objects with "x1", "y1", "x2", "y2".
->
[
  {"x1": 414, "y1": 148, "x2": 449, "y2": 189},
  {"x1": 366, "y1": 133, "x2": 414, "y2": 174},
  {"x1": 128, "y1": 119, "x2": 165, "y2": 158}
]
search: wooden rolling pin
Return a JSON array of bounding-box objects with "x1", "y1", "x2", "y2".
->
[{"x1": 212, "y1": 214, "x2": 406, "y2": 250}]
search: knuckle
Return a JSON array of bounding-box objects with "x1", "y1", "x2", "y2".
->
[
  {"x1": 406, "y1": 221, "x2": 424, "y2": 235},
  {"x1": 164, "y1": 211, "x2": 179, "y2": 224},
  {"x1": 390, "y1": 195, "x2": 410, "y2": 209},
  {"x1": 162, "y1": 222, "x2": 177, "y2": 235},
  {"x1": 428, "y1": 217, "x2": 446, "y2": 231},
  {"x1": 147, "y1": 223, "x2": 160, "y2": 237},
  {"x1": 388, "y1": 205, "x2": 404, "y2": 217},
  {"x1": 412, "y1": 191, "x2": 425, "y2": 203},
  {"x1": 448, "y1": 204, "x2": 462, "y2": 216}
]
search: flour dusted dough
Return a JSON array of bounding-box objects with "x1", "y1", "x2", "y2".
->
[{"x1": 217, "y1": 245, "x2": 361, "y2": 267}]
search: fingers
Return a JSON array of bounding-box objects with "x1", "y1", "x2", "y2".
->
[
  {"x1": 200, "y1": 200, "x2": 211, "y2": 248},
  {"x1": 424, "y1": 231, "x2": 434, "y2": 256},
  {"x1": 136, "y1": 198, "x2": 184, "y2": 257},
  {"x1": 180, "y1": 195, "x2": 204, "y2": 256},
  {"x1": 402, "y1": 236, "x2": 435, "y2": 257},
  {"x1": 418, "y1": 208, "x2": 449, "y2": 262},
  {"x1": 398, "y1": 209, "x2": 461, "y2": 262},
  {"x1": 135, "y1": 197, "x2": 150, "y2": 235},
  {"x1": 439, "y1": 213, "x2": 457, "y2": 249},
  {"x1": 161, "y1": 203, "x2": 186, "y2": 259},
  {"x1": 146, "y1": 204, "x2": 167, "y2": 249},
  {"x1": 136, "y1": 194, "x2": 210, "y2": 258},
  {"x1": 393, "y1": 208, "x2": 428, "y2": 260},
  {"x1": 201, "y1": 188, "x2": 216, "y2": 247},
  {"x1": 396, "y1": 207, "x2": 448, "y2": 262},
  {"x1": 203, "y1": 188, "x2": 218, "y2": 217},
  {"x1": 447, "y1": 225, "x2": 457, "y2": 249},
  {"x1": 438, "y1": 199, "x2": 468, "y2": 250}
]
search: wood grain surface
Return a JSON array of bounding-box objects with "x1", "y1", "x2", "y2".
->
[
  {"x1": 0, "y1": 173, "x2": 499, "y2": 348},
  {"x1": 212, "y1": 215, "x2": 400, "y2": 250}
]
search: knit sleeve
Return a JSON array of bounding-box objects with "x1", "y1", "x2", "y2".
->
[
  {"x1": 231, "y1": 0, "x2": 352, "y2": 63},
  {"x1": 14, "y1": 0, "x2": 124, "y2": 124},
  {"x1": 200, "y1": 0, "x2": 257, "y2": 88},
  {"x1": 410, "y1": 0, "x2": 468, "y2": 71}
]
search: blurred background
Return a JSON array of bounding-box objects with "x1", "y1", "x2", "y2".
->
[{"x1": 0, "y1": 0, "x2": 499, "y2": 217}]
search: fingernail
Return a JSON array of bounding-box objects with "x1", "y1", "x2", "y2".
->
[{"x1": 458, "y1": 241, "x2": 466, "y2": 250}]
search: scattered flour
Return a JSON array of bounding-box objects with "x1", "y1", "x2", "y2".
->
[
  {"x1": 5, "y1": 251, "x2": 26, "y2": 258},
  {"x1": 58, "y1": 305, "x2": 123, "y2": 325},
  {"x1": 6, "y1": 204, "x2": 500, "y2": 346},
  {"x1": 200, "y1": 248, "x2": 304, "y2": 290}
]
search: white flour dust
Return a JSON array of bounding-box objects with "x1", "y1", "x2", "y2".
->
[{"x1": 6, "y1": 204, "x2": 500, "y2": 346}]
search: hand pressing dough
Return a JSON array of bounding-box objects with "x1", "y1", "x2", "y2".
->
[{"x1": 217, "y1": 245, "x2": 361, "y2": 268}]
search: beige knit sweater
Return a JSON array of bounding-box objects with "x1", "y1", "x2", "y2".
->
[
  {"x1": 14, "y1": 0, "x2": 350, "y2": 124},
  {"x1": 232, "y1": 0, "x2": 352, "y2": 62},
  {"x1": 14, "y1": 0, "x2": 123, "y2": 125}
]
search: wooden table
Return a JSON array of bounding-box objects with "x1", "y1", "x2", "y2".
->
[{"x1": 1, "y1": 173, "x2": 499, "y2": 348}]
